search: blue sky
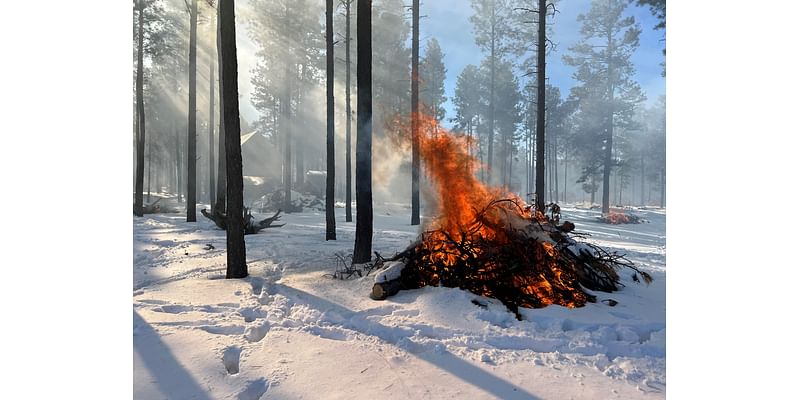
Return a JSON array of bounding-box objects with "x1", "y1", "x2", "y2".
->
[
  {"x1": 418, "y1": 0, "x2": 666, "y2": 128},
  {"x1": 236, "y1": 0, "x2": 665, "y2": 127}
]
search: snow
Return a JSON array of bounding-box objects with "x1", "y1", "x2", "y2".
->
[
  {"x1": 133, "y1": 203, "x2": 666, "y2": 399},
  {"x1": 374, "y1": 261, "x2": 406, "y2": 283}
]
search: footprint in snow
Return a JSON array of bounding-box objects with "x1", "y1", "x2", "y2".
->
[
  {"x1": 222, "y1": 346, "x2": 241, "y2": 375},
  {"x1": 237, "y1": 378, "x2": 269, "y2": 400}
]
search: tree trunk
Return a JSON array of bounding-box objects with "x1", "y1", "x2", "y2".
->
[
  {"x1": 353, "y1": 0, "x2": 373, "y2": 264},
  {"x1": 176, "y1": 122, "x2": 183, "y2": 202},
  {"x1": 283, "y1": 62, "x2": 293, "y2": 211},
  {"x1": 660, "y1": 166, "x2": 665, "y2": 208},
  {"x1": 325, "y1": 0, "x2": 337, "y2": 240},
  {"x1": 215, "y1": 15, "x2": 227, "y2": 214},
  {"x1": 411, "y1": 0, "x2": 420, "y2": 226},
  {"x1": 209, "y1": 40, "x2": 216, "y2": 209},
  {"x1": 134, "y1": 0, "x2": 146, "y2": 217},
  {"x1": 186, "y1": 0, "x2": 198, "y2": 222},
  {"x1": 563, "y1": 152, "x2": 568, "y2": 202},
  {"x1": 553, "y1": 123, "x2": 559, "y2": 203},
  {"x1": 219, "y1": 0, "x2": 247, "y2": 279},
  {"x1": 640, "y1": 153, "x2": 645, "y2": 206},
  {"x1": 295, "y1": 140, "x2": 305, "y2": 189},
  {"x1": 601, "y1": 30, "x2": 614, "y2": 215},
  {"x1": 345, "y1": 0, "x2": 353, "y2": 223},
  {"x1": 534, "y1": 0, "x2": 546, "y2": 213},
  {"x1": 147, "y1": 135, "x2": 152, "y2": 203},
  {"x1": 487, "y1": 4, "x2": 495, "y2": 185}
]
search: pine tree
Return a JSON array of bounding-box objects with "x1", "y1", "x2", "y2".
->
[
  {"x1": 341, "y1": 0, "x2": 354, "y2": 223},
  {"x1": 134, "y1": 0, "x2": 146, "y2": 217},
  {"x1": 452, "y1": 64, "x2": 483, "y2": 146},
  {"x1": 218, "y1": 0, "x2": 247, "y2": 278},
  {"x1": 469, "y1": 0, "x2": 515, "y2": 185},
  {"x1": 411, "y1": 0, "x2": 420, "y2": 226},
  {"x1": 563, "y1": 0, "x2": 645, "y2": 214},
  {"x1": 325, "y1": 0, "x2": 337, "y2": 240},
  {"x1": 420, "y1": 38, "x2": 447, "y2": 122},
  {"x1": 534, "y1": 0, "x2": 546, "y2": 213},
  {"x1": 353, "y1": 0, "x2": 373, "y2": 264},
  {"x1": 186, "y1": 0, "x2": 198, "y2": 222}
]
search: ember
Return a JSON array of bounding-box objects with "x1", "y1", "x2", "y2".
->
[
  {"x1": 597, "y1": 212, "x2": 645, "y2": 225},
  {"x1": 373, "y1": 113, "x2": 652, "y2": 316}
]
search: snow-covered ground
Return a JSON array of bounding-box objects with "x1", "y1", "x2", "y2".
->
[{"x1": 133, "y1": 202, "x2": 666, "y2": 399}]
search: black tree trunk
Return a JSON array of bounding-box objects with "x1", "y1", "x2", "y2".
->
[
  {"x1": 325, "y1": 0, "x2": 336, "y2": 240},
  {"x1": 215, "y1": 15, "x2": 226, "y2": 214},
  {"x1": 410, "y1": 0, "x2": 420, "y2": 226},
  {"x1": 134, "y1": 0, "x2": 146, "y2": 217},
  {"x1": 534, "y1": 0, "x2": 546, "y2": 213},
  {"x1": 209, "y1": 42, "x2": 216, "y2": 209},
  {"x1": 353, "y1": 0, "x2": 373, "y2": 264},
  {"x1": 487, "y1": 4, "x2": 495, "y2": 185},
  {"x1": 344, "y1": 0, "x2": 353, "y2": 222},
  {"x1": 219, "y1": 0, "x2": 247, "y2": 279},
  {"x1": 186, "y1": 0, "x2": 198, "y2": 222}
]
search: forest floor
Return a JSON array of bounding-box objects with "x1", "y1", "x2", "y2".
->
[{"x1": 133, "y1": 200, "x2": 666, "y2": 399}]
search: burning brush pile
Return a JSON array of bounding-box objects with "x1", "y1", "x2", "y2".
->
[
  {"x1": 597, "y1": 211, "x2": 646, "y2": 225},
  {"x1": 370, "y1": 113, "x2": 652, "y2": 316}
]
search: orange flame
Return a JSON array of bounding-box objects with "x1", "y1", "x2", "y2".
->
[{"x1": 386, "y1": 112, "x2": 589, "y2": 309}]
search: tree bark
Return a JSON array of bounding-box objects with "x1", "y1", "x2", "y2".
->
[
  {"x1": 186, "y1": 0, "x2": 198, "y2": 222},
  {"x1": 147, "y1": 134, "x2": 152, "y2": 203},
  {"x1": 134, "y1": 0, "x2": 146, "y2": 217},
  {"x1": 219, "y1": 0, "x2": 247, "y2": 279},
  {"x1": 487, "y1": 3, "x2": 495, "y2": 185},
  {"x1": 176, "y1": 122, "x2": 183, "y2": 202},
  {"x1": 283, "y1": 62, "x2": 293, "y2": 211},
  {"x1": 534, "y1": 0, "x2": 546, "y2": 213},
  {"x1": 553, "y1": 121, "x2": 559, "y2": 203},
  {"x1": 325, "y1": 0, "x2": 337, "y2": 240},
  {"x1": 353, "y1": 0, "x2": 373, "y2": 264},
  {"x1": 345, "y1": 0, "x2": 353, "y2": 223},
  {"x1": 215, "y1": 14, "x2": 226, "y2": 214},
  {"x1": 209, "y1": 36, "x2": 216, "y2": 209},
  {"x1": 601, "y1": 28, "x2": 614, "y2": 215},
  {"x1": 411, "y1": 0, "x2": 420, "y2": 226}
]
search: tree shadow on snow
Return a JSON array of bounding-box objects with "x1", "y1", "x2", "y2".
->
[
  {"x1": 274, "y1": 284, "x2": 542, "y2": 400},
  {"x1": 133, "y1": 310, "x2": 213, "y2": 400}
]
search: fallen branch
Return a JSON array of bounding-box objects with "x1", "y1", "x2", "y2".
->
[{"x1": 201, "y1": 207, "x2": 284, "y2": 234}]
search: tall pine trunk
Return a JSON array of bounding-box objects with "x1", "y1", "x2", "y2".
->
[
  {"x1": 134, "y1": 0, "x2": 146, "y2": 217},
  {"x1": 215, "y1": 15, "x2": 227, "y2": 214},
  {"x1": 601, "y1": 29, "x2": 614, "y2": 215},
  {"x1": 325, "y1": 0, "x2": 336, "y2": 240},
  {"x1": 640, "y1": 154, "x2": 645, "y2": 206},
  {"x1": 411, "y1": 0, "x2": 420, "y2": 226},
  {"x1": 219, "y1": 0, "x2": 247, "y2": 279},
  {"x1": 563, "y1": 152, "x2": 568, "y2": 202},
  {"x1": 283, "y1": 62, "x2": 293, "y2": 211},
  {"x1": 345, "y1": 0, "x2": 353, "y2": 223},
  {"x1": 209, "y1": 43, "x2": 216, "y2": 209},
  {"x1": 175, "y1": 122, "x2": 183, "y2": 202},
  {"x1": 186, "y1": 0, "x2": 198, "y2": 222},
  {"x1": 534, "y1": 0, "x2": 546, "y2": 213},
  {"x1": 553, "y1": 124, "x2": 559, "y2": 203},
  {"x1": 660, "y1": 167, "x2": 665, "y2": 208},
  {"x1": 353, "y1": 0, "x2": 373, "y2": 264},
  {"x1": 147, "y1": 137, "x2": 152, "y2": 203},
  {"x1": 487, "y1": 4, "x2": 495, "y2": 185}
]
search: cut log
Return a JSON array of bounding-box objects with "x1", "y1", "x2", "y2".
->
[{"x1": 370, "y1": 279, "x2": 404, "y2": 300}]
